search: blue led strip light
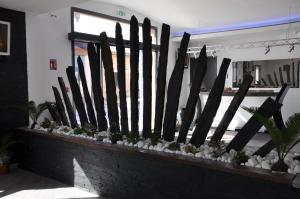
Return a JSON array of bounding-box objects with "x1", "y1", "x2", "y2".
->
[{"x1": 171, "y1": 15, "x2": 300, "y2": 38}]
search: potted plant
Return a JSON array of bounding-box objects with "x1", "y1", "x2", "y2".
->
[
  {"x1": 26, "y1": 101, "x2": 48, "y2": 129},
  {"x1": 243, "y1": 107, "x2": 300, "y2": 172},
  {"x1": 0, "y1": 133, "x2": 20, "y2": 174}
]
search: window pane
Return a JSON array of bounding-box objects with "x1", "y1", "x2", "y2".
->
[{"x1": 74, "y1": 11, "x2": 157, "y2": 44}]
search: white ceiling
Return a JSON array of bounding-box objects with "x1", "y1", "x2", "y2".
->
[
  {"x1": 1, "y1": 0, "x2": 300, "y2": 32},
  {"x1": 95, "y1": 0, "x2": 300, "y2": 31},
  {"x1": 0, "y1": 0, "x2": 88, "y2": 14}
]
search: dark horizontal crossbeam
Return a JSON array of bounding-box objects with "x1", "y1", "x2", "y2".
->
[{"x1": 68, "y1": 32, "x2": 160, "y2": 51}]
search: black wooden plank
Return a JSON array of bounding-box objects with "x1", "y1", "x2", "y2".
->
[
  {"x1": 77, "y1": 56, "x2": 97, "y2": 128},
  {"x1": 50, "y1": 90, "x2": 66, "y2": 126},
  {"x1": 273, "y1": 71, "x2": 279, "y2": 87},
  {"x1": 87, "y1": 42, "x2": 108, "y2": 131},
  {"x1": 279, "y1": 67, "x2": 284, "y2": 86},
  {"x1": 177, "y1": 45, "x2": 207, "y2": 143},
  {"x1": 58, "y1": 77, "x2": 78, "y2": 128},
  {"x1": 130, "y1": 16, "x2": 140, "y2": 135},
  {"x1": 116, "y1": 22, "x2": 129, "y2": 134},
  {"x1": 189, "y1": 58, "x2": 231, "y2": 147},
  {"x1": 153, "y1": 23, "x2": 170, "y2": 136},
  {"x1": 162, "y1": 32, "x2": 190, "y2": 141},
  {"x1": 253, "y1": 84, "x2": 290, "y2": 157},
  {"x1": 211, "y1": 74, "x2": 253, "y2": 143},
  {"x1": 66, "y1": 66, "x2": 89, "y2": 126},
  {"x1": 142, "y1": 18, "x2": 153, "y2": 138},
  {"x1": 226, "y1": 97, "x2": 282, "y2": 152},
  {"x1": 99, "y1": 32, "x2": 120, "y2": 132},
  {"x1": 267, "y1": 74, "x2": 275, "y2": 87}
]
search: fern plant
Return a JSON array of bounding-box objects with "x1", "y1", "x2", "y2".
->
[
  {"x1": 26, "y1": 101, "x2": 48, "y2": 129},
  {"x1": 243, "y1": 106, "x2": 300, "y2": 172}
]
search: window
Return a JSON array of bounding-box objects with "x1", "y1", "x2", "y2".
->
[{"x1": 71, "y1": 8, "x2": 158, "y2": 130}]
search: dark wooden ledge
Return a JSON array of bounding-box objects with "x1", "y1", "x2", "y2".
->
[{"x1": 15, "y1": 127, "x2": 296, "y2": 186}]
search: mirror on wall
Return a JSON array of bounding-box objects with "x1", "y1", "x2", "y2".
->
[{"x1": 232, "y1": 58, "x2": 300, "y2": 88}]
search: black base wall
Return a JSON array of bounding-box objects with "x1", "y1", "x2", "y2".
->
[
  {"x1": 17, "y1": 130, "x2": 300, "y2": 199},
  {"x1": 0, "y1": 7, "x2": 28, "y2": 131}
]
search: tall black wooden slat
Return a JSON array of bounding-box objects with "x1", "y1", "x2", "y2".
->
[
  {"x1": 210, "y1": 74, "x2": 253, "y2": 143},
  {"x1": 177, "y1": 45, "x2": 207, "y2": 143},
  {"x1": 153, "y1": 24, "x2": 170, "y2": 136},
  {"x1": 273, "y1": 71, "x2": 279, "y2": 87},
  {"x1": 279, "y1": 67, "x2": 284, "y2": 85},
  {"x1": 142, "y1": 18, "x2": 152, "y2": 138},
  {"x1": 297, "y1": 61, "x2": 300, "y2": 87},
  {"x1": 162, "y1": 32, "x2": 190, "y2": 141},
  {"x1": 87, "y1": 42, "x2": 108, "y2": 131},
  {"x1": 66, "y1": 66, "x2": 89, "y2": 125},
  {"x1": 77, "y1": 56, "x2": 97, "y2": 127},
  {"x1": 267, "y1": 74, "x2": 275, "y2": 87},
  {"x1": 51, "y1": 88, "x2": 68, "y2": 126},
  {"x1": 130, "y1": 16, "x2": 140, "y2": 135},
  {"x1": 100, "y1": 32, "x2": 120, "y2": 132},
  {"x1": 253, "y1": 84, "x2": 290, "y2": 157},
  {"x1": 261, "y1": 78, "x2": 267, "y2": 86},
  {"x1": 58, "y1": 77, "x2": 78, "y2": 128},
  {"x1": 116, "y1": 22, "x2": 129, "y2": 134},
  {"x1": 226, "y1": 97, "x2": 282, "y2": 152},
  {"x1": 189, "y1": 58, "x2": 231, "y2": 147},
  {"x1": 46, "y1": 102, "x2": 62, "y2": 124}
]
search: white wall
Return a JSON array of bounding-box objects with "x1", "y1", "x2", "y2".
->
[{"x1": 26, "y1": 0, "x2": 170, "y2": 105}]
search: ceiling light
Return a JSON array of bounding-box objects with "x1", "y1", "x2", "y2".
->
[{"x1": 265, "y1": 46, "x2": 270, "y2": 55}]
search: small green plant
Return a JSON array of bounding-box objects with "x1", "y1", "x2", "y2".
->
[
  {"x1": 232, "y1": 151, "x2": 249, "y2": 166},
  {"x1": 243, "y1": 106, "x2": 300, "y2": 172},
  {"x1": 167, "y1": 142, "x2": 180, "y2": 151},
  {"x1": 184, "y1": 145, "x2": 198, "y2": 154},
  {"x1": 110, "y1": 132, "x2": 123, "y2": 144},
  {"x1": 26, "y1": 101, "x2": 48, "y2": 129},
  {"x1": 149, "y1": 133, "x2": 162, "y2": 146},
  {"x1": 73, "y1": 128, "x2": 86, "y2": 135},
  {"x1": 40, "y1": 118, "x2": 51, "y2": 129},
  {"x1": 126, "y1": 133, "x2": 141, "y2": 144},
  {"x1": 82, "y1": 123, "x2": 97, "y2": 137},
  {"x1": 210, "y1": 140, "x2": 226, "y2": 158}
]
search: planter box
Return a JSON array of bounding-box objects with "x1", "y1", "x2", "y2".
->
[{"x1": 15, "y1": 128, "x2": 300, "y2": 199}]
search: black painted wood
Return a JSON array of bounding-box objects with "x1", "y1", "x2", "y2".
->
[
  {"x1": 273, "y1": 71, "x2": 279, "y2": 87},
  {"x1": 177, "y1": 46, "x2": 207, "y2": 143},
  {"x1": 253, "y1": 84, "x2": 290, "y2": 157},
  {"x1": 66, "y1": 66, "x2": 89, "y2": 126},
  {"x1": 261, "y1": 78, "x2": 268, "y2": 87},
  {"x1": 130, "y1": 16, "x2": 140, "y2": 135},
  {"x1": 116, "y1": 23, "x2": 129, "y2": 134},
  {"x1": 142, "y1": 18, "x2": 153, "y2": 138},
  {"x1": 77, "y1": 57, "x2": 97, "y2": 128},
  {"x1": 87, "y1": 42, "x2": 108, "y2": 131},
  {"x1": 211, "y1": 75, "x2": 253, "y2": 143},
  {"x1": 154, "y1": 24, "x2": 170, "y2": 136},
  {"x1": 297, "y1": 61, "x2": 300, "y2": 87},
  {"x1": 52, "y1": 87, "x2": 69, "y2": 126},
  {"x1": 100, "y1": 32, "x2": 120, "y2": 132},
  {"x1": 226, "y1": 97, "x2": 282, "y2": 152},
  {"x1": 267, "y1": 74, "x2": 275, "y2": 87},
  {"x1": 58, "y1": 77, "x2": 78, "y2": 128},
  {"x1": 162, "y1": 33, "x2": 190, "y2": 141},
  {"x1": 292, "y1": 62, "x2": 295, "y2": 87},
  {"x1": 279, "y1": 67, "x2": 284, "y2": 86},
  {"x1": 283, "y1": 65, "x2": 291, "y2": 84},
  {"x1": 0, "y1": 8, "x2": 28, "y2": 130},
  {"x1": 190, "y1": 58, "x2": 231, "y2": 147},
  {"x1": 46, "y1": 102, "x2": 62, "y2": 124}
]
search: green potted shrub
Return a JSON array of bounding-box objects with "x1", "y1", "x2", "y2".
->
[{"x1": 243, "y1": 107, "x2": 300, "y2": 172}]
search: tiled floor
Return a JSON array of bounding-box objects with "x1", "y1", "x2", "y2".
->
[{"x1": 0, "y1": 169, "x2": 100, "y2": 199}]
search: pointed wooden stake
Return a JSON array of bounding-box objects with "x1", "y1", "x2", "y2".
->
[
  {"x1": 116, "y1": 22, "x2": 129, "y2": 134},
  {"x1": 211, "y1": 74, "x2": 253, "y2": 143},
  {"x1": 154, "y1": 23, "x2": 170, "y2": 136},
  {"x1": 190, "y1": 58, "x2": 231, "y2": 147},
  {"x1": 130, "y1": 16, "x2": 140, "y2": 135},
  {"x1": 162, "y1": 32, "x2": 190, "y2": 141},
  {"x1": 51, "y1": 87, "x2": 68, "y2": 126},
  {"x1": 100, "y1": 32, "x2": 120, "y2": 132},
  {"x1": 142, "y1": 17, "x2": 153, "y2": 138},
  {"x1": 87, "y1": 42, "x2": 108, "y2": 131},
  {"x1": 177, "y1": 45, "x2": 207, "y2": 143},
  {"x1": 58, "y1": 77, "x2": 78, "y2": 128},
  {"x1": 77, "y1": 56, "x2": 97, "y2": 128},
  {"x1": 226, "y1": 97, "x2": 282, "y2": 152},
  {"x1": 66, "y1": 66, "x2": 89, "y2": 126}
]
